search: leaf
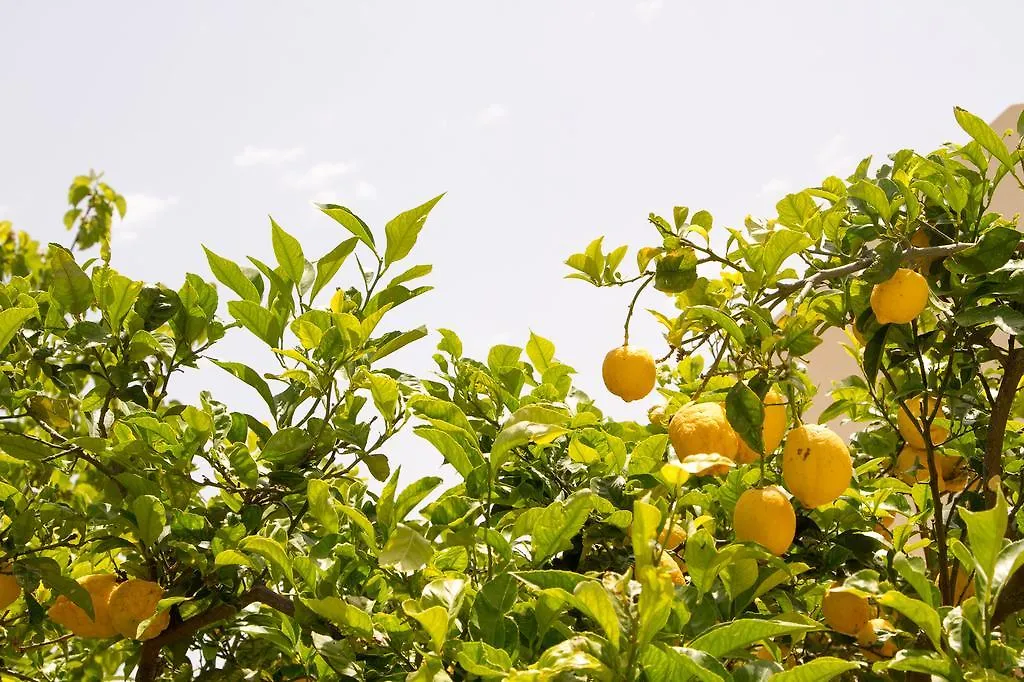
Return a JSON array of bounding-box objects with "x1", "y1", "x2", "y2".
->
[
  {"x1": 259, "y1": 427, "x2": 312, "y2": 467},
  {"x1": 389, "y1": 263, "x2": 433, "y2": 288},
  {"x1": 270, "y1": 218, "x2": 306, "y2": 283},
  {"x1": 631, "y1": 501, "x2": 661, "y2": 569},
  {"x1": 772, "y1": 658, "x2": 859, "y2": 682},
  {"x1": 384, "y1": 194, "x2": 444, "y2": 265},
  {"x1": 954, "y1": 106, "x2": 1014, "y2": 169},
  {"x1": 948, "y1": 226, "x2": 1021, "y2": 275},
  {"x1": 457, "y1": 641, "x2": 513, "y2": 677},
  {"x1": 490, "y1": 421, "x2": 569, "y2": 474},
  {"x1": 686, "y1": 305, "x2": 745, "y2": 344},
  {"x1": 0, "y1": 433, "x2": 52, "y2": 462},
  {"x1": 954, "y1": 305, "x2": 1024, "y2": 336},
  {"x1": 227, "y1": 300, "x2": 282, "y2": 347},
  {"x1": 95, "y1": 270, "x2": 143, "y2": 331},
  {"x1": 636, "y1": 565, "x2": 674, "y2": 649},
  {"x1": 0, "y1": 307, "x2": 36, "y2": 355},
  {"x1": 17, "y1": 557, "x2": 96, "y2": 620},
  {"x1": 304, "y1": 596, "x2": 373, "y2": 638},
  {"x1": 877, "y1": 591, "x2": 943, "y2": 650},
  {"x1": 49, "y1": 244, "x2": 93, "y2": 314},
  {"x1": 211, "y1": 360, "x2": 276, "y2": 418},
  {"x1": 307, "y1": 479, "x2": 339, "y2": 534},
  {"x1": 849, "y1": 181, "x2": 892, "y2": 223},
  {"x1": 132, "y1": 495, "x2": 166, "y2": 546},
  {"x1": 762, "y1": 229, "x2": 814, "y2": 279},
  {"x1": 318, "y1": 203, "x2": 375, "y2": 251},
  {"x1": 654, "y1": 248, "x2": 698, "y2": 293},
  {"x1": 862, "y1": 324, "x2": 889, "y2": 385},
  {"x1": 403, "y1": 601, "x2": 449, "y2": 653},
  {"x1": 394, "y1": 477, "x2": 442, "y2": 524},
  {"x1": 525, "y1": 331, "x2": 556, "y2": 372},
  {"x1": 573, "y1": 581, "x2": 621, "y2": 646},
  {"x1": 379, "y1": 525, "x2": 434, "y2": 573},
  {"x1": 203, "y1": 247, "x2": 261, "y2": 302},
  {"x1": 532, "y1": 492, "x2": 594, "y2": 565},
  {"x1": 993, "y1": 539, "x2": 1024, "y2": 600},
  {"x1": 337, "y1": 504, "x2": 378, "y2": 552},
  {"x1": 690, "y1": 619, "x2": 818, "y2": 657},
  {"x1": 239, "y1": 536, "x2": 293, "y2": 583},
  {"x1": 775, "y1": 192, "x2": 818, "y2": 229},
  {"x1": 959, "y1": 487, "x2": 1008, "y2": 584},
  {"x1": 372, "y1": 325, "x2": 428, "y2": 361},
  {"x1": 640, "y1": 644, "x2": 728, "y2": 682},
  {"x1": 726, "y1": 382, "x2": 764, "y2": 454},
  {"x1": 513, "y1": 570, "x2": 593, "y2": 592},
  {"x1": 311, "y1": 237, "x2": 358, "y2": 300},
  {"x1": 214, "y1": 550, "x2": 253, "y2": 568},
  {"x1": 414, "y1": 427, "x2": 482, "y2": 478}
]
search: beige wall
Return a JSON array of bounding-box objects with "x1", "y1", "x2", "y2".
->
[{"x1": 803, "y1": 105, "x2": 1024, "y2": 438}]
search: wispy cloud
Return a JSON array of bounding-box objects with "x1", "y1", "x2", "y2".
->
[
  {"x1": 309, "y1": 179, "x2": 377, "y2": 206},
  {"x1": 234, "y1": 145, "x2": 305, "y2": 167},
  {"x1": 283, "y1": 162, "x2": 353, "y2": 190},
  {"x1": 476, "y1": 104, "x2": 507, "y2": 126},
  {"x1": 635, "y1": 0, "x2": 664, "y2": 22},
  {"x1": 116, "y1": 193, "x2": 179, "y2": 240}
]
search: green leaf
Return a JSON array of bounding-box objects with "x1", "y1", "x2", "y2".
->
[
  {"x1": 204, "y1": 247, "x2": 261, "y2": 302},
  {"x1": 239, "y1": 535, "x2": 293, "y2": 583},
  {"x1": 394, "y1": 477, "x2": 442, "y2": 525},
  {"x1": 389, "y1": 263, "x2": 433, "y2": 288},
  {"x1": 762, "y1": 229, "x2": 814, "y2": 279},
  {"x1": 954, "y1": 305, "x2": 1024, "y2": 336},
  {"x1": 0, "y1": 433, "x2": 52, "y2": 462},
  {"x1": 573, "y1": 581, "x2": 621, "y2": 647},
  {"x1": 726, "y1": 381, "x2": 764, "y2": 454},
  {"x1": 772, "y1": 658, "x2": 859, "y2": 682},
  {"x1": 954, "y1": 106, "x2": 1014, "y2": 169},
  {"x1": 636, "y1": 564, "x2": 674, "y2": 649},
  {"x1": 640, "y1": 644, "x2": 728, "y2": 682},
  {"x1": 862, "y1": 324, "x2": 889, "y2": 385},
  {"x1": 775, "y1": 192, "x2": 818, "y2": 229},
  {"x1": 849, "y1": 181, "x2": 892, "y2": 223},
  {"x1": 490, "y1": 421, "x2": 569, "y2": 474},
  {"x1": 513, "y1": 570, "x2": 593, "y2": 593},
  {"x1": 532, "y1": 492, "x2": 594, "y2": 565},
  {"x1": 654, "y1": 248, "x2": 698, "y2": 293},
  {"x1": 378, "y1": 467, "x2": 401, "y2": 532},
  {"x1": 307, "y1": 479, "x2": 339, "y2": 534},
  {"x1": 525, "y1": 331, "x2": 556, "y2": 373},
  {"x1": 132, "y1": 495, "x2": 166, "y2": 546},
  {"x1": 213, "y1": 549, "x2": 254, "y2": 568},
  {"x1": 686, "y1": 305, "x2": 745, "y2": 344},
  {"x1": 228, "y1": 300, "x2": 282, "y2": 347},
  {"x1": 337, "y1": 504, "x2": 378, "y2": 552},
  {"x1": 457, "y1": 642, "x2": 513, "y2": 678},
  {"x1": 690, "y1": 619, "x2": 818, "y2": 657},
  {"x1": 948, "y1": 226, "x2": 1021, "y2": 275},
  {"x1": 0, "y1": 307, "x2": 36, "y2": 355},
  {"x1": 304, "y1": 596, "x2": 373, "y2": 638},
  {"x1": 319, "y1": 203, "x2": 375, "y2": 251},
  {"x1": 311, "y1": 237, "x2": 358, "y2": 300},
  {"x1": 384, "y1": 194, "x2": 444, "y2": 265},
  {"x1": 211, "y1": 360, "x2": 277, "y2": 418},
  {"x1": 414, "y1": 427, "x2": 481, "y2": 478},
  {"x1": 17, "y1": 557, "x2": 96, "y2": 620},
  {"x1": 379, "y1": 525, "x2": 434, "y2": 573},
  {"x1": 893, "y1": 553, "x2": 935, "y2": 607},
  {"x1": 631, "y1": 501, "x2": 662, "y2": 569},
  {"x1": 993, "y1": 539, "x2": 1024, "y2": 601},
  {"x1": 372, "y1": 325, "x2": 428, "y2": 361},
  {"x1": 959, "y1": 487, "x2": 1008, "y2": 584},
  {"x1": 877, "y1": 591, "x2": 943, "y2": 650},
  {"x1": 403, "y1": 601, "x2": 449, "y2": 653},
  {"x1": 259, "y1": 427, "x2": 312, "y2": 467},
  {"x1": 49, "y1": 244, "x2": 93, "y2": 314},
  {"x1": 95, "y1": 270, "x2": 143, "y2": 331},
  {"x1": 270, "y1": 218, "x2": 306, "y2": 283}
]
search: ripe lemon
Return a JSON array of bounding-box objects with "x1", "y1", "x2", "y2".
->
[
  {"x1": 822, "y1": 584, "x2": 872, "y2": 636},
  {"x1": 658, "y1": 522, "x2": 688, "y2": 551},
  {"x1": 896, "y1": 444, "x2": 960, "y2": 486},
  {"x1": 782, "y1": 424, "x2": 852, "y2": 508},
  {"x1": 735, "y1": 388, "x2": 788, "y2": 464},
  {"x1": 668, "y1": 402, "x2": 739, "y2": 461},
  {"x1": 945, "y1": 564, "x2": 975, "y2": 605},
  {"x1": 856, "y1": 618, "x2": 898, "y2": 659},
  {"x1": 108, "y1": 579, "x2": 171, "y2": 641},
  {"x1": 0, "y1": 569, "x2": 21, "y2": 611},
  {"x1": 870, "y1": 268, "x2": 929, "y2": 325},
  {"x1": 897, "y1": 396, "x2": 948, "y2": 449},
  {"x1": 733, "y1": 486, "x2": 796, "y2": 556},
  {"x1": 658, "y1": 552, "x2": 687, "y2": 586},
  {"x1": 47, "y1": 573, "x2": 119, "y2": 638},
  {"x1": 602, "y1": 345, "x2": 656, "y2": 402},
  {"x1": 647, "y1": 404, "x2": 669, "y2": 428}
]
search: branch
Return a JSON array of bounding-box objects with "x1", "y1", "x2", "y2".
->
[{"x1": 984, "y1": 348, "x2": 1024, "y2": 506}]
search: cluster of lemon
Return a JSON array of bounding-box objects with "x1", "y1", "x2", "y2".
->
[{"x1": 0, "y1": 570, "x2": 170, "y2": 641}]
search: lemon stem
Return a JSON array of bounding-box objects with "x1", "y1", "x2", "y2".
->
[{"x1": 623, "y1": 274, "x2": 654, "y2": 346}]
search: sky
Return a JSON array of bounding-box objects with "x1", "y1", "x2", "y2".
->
[{"x1": 1, "y1": 1, "x2": 1022, "y2": 485}]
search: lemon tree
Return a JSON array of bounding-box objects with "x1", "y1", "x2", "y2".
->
[{"x1": 0, "y1": 108, "x2": 1022, "y2": 681}]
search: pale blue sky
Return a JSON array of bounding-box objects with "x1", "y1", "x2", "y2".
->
[{"x1": 2, "y1": 1, "x2": 1021, "y2": 482}]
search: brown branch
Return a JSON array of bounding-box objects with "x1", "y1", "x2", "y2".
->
[{"x1": 984, "y1": 348, "x2": 1024, "y2": 507}]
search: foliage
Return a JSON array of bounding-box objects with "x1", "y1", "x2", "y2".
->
[{"x1": 0, "y1": 108, "x2": 1022, "y2": 681}]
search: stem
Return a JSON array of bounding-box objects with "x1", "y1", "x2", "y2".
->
[
  {"x1": 623, "y1": 275, "x2": 654, "y2": 346},
  {"x1": 984, "y1": 347, "x2": 1024, "y2": 507}
]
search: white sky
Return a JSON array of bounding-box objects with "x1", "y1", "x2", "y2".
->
[{"x1": 2, "y1": 1, "x2": 1022, "y2": 485}]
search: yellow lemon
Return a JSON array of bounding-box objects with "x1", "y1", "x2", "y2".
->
[
  {"x1": 0, "y1": 570, "x2": 21, "y2": 611},
  {"x1": 668, "y1": 402, "x2": 739, "y2": 462},
  {"x1": 602, "y1": 345, "x2": 656, "y2": 402},
  {"x1": 733, "y1": 486, "x2": 796, "y2": 556},
  {"x1": 647, "y1": 404, "x2": 669, "y2": 428},
  {"x1": 856, "y1": 618, "x2": 898, "y2": 659},
  {"x1": 47, "y1": 574, "x2": 119, "y2": 638},
  {"x1": 658, "y1": 552, "x2": 687, "y2": 586},
  {"x1": 108, "y1": 579, "x2": 171, "y2": 641},
  {"x1": 896, "y1": 444, "x2": 960, "y2": 486},
  {"x1": 735, "y1": 388, "x2": 788, "y2": 464},
  {"x1": 945, "y1": 565, "x2": 975, "y2": 605},
  {"x1": 657, "y1": 522, "x2": 688, "y2": 551},
  {"x1": 897, "y1": 396, "x2": 948, "y2": 449},
  {"x1": 870, "y1": 268, "x2": 929, "y2": 325},
  {"x1": 822, "y1": 584, "x2": 872, "y2": 636},
  {"x1": 782, "y1": 424, "x2": 852, "y2": 508}
]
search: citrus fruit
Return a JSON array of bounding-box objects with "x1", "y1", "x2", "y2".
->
[
  {"x1": 108, "y1": 579, "x2": 171, "y2": 641},
  {"x1": 602, "y1": 345, "x2": 656, "y2": 402},
  {"x1": 896, "y1": 444, "x2": 960, "y2": 486},
  {"x1": 897, "y1": 396, "x2": 948, "y2": 449},
  {"x1": 856, "y1": 618, "x2": 898, "y2": 659},
  {"x1": 668, "y1": 402, "x2": 738, "y2": 461},
  {"x1": 870, "y1": 267, "x2": 929, "y2": 325},
  {"x1": 735, "y1": 388, "x2": 788, "y2": 464},
  {"x1": 0, "y1": 569, "x2": 20, "y2": 611},
  {"x1": 658, "y1": 552, "x2": 686, "y2": 586},
  {"x1": 948, "y1": 565, "x2": 975, "y2": 605},
  {"x1": 733, "y1": 486, "x2": 796, "y2": 556},
  {"x1": 781, "y1": 424, "x2": 852, "y2": 508},
  {"x1": 822, "y1": 584, "x2": 872, "y2": 636},
  {"x1": 647, "y1": 404, "x2": 669, "y2": 428},
  {"x1": 657, "y1": 521, "x2": 687, "y2": 551},
  {"x1": 47, "y1": 573, "x2": 119, "y2": 638}
]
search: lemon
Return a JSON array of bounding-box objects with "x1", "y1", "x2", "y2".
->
[
  {"x1": 647, "y1": 404, "x2": 669, "y2": 428},
  {"x1": 896, "y1": 444, "x2": 960, "y2": 486},
  {"x1": 897, "y1": 396, "x2": 948, "y2": 449},
  {"x1": 856, "y1": 618, "x2": 898, "y2": 659},
  {"x1": 782, "y1": 424, "x2": 852, "y2": 508},
  {"x1": 822, "y1": 584, "x2": 872, "y2": 636},
  {"x1": 0, "y1": 570, "x2": 20, "y2": 611},
  {"x1": 658, "y1": 552, "x2": 687, "y2": 586},
  {"x1": 870, "y1": 268, "x2": 929, "y2": 325},
  {"x1": 657, "y1": 522, "x2": 688, "y2": 551},
  {"x1": 602, "y1": 345, "x2": 656, "y2": 402},
  {"x1": 735, "y1": 388, "x2": 788, "y2": 464},
  {"x1": 668, "y1": 402, "x2": 739, "y2": 461},
  {"x1": 733, "y1": 486, "x2": 796, "y2": 556},
  {"x1": 108, "y1": 579, "x2": 171, "y2": 641},
  {"x1": 47, "y1": 574, "x2": 119, "y2": 638}
]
